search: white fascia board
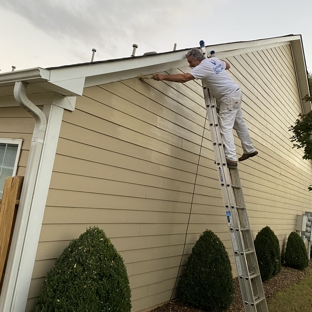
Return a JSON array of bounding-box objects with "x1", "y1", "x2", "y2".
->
[
  {"x1": 205, "y1": 41, "x2": 291, "y2": 60},
  {"x1": 0, "y1": 35, "x2": 302, "y2": 97},
  {"x1": 49, "y1": 51, "x2": 187, "y2": 85},
  {"x1": 52, "y1": 35, "x2": 301, "y2": 89},
  {"x1": 51, "y1": 35, "x2": 301, "y2": 83},
  {"x1": 290, "y1": 39, "x2": 311, "y2": 113},
  {"x1": 0, "y1": 67, "x2": 84, "y2": 97},
  {"x1": 85, "y1": 59, "x2": 185, "y2": 87},
  {"x1": 206, "y1": 35, "x2": 301, "y2": 55},
  {"x1": 86, "y1": 41, "x2": 293, "y2": 88}
]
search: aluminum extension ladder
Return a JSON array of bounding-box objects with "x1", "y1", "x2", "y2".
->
[{"x1": 202, "y1": 85, "x2": 268, "y2": 312}]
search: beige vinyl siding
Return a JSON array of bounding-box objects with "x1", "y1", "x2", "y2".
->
[
  {"x1": 227, "y1": 45, "x2": 312, "y2": 242},
  {"x1": 28, "y1": 43, "x2": 312, "y2": 312},
  {"x1": 29, "y1": 74, "x2": 222, "y2": 312},
  {"x1": 0, "y1": 106, "x2": 34, "y2": 177}
]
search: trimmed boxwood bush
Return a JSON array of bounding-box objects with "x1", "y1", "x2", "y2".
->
[
  {"x1": 177, "y1": 230, "x2": 234, "y2": 311},
  {"x1": 254, "y1": 226, "x2": 281, "y2": 281},
  {"x1": 32, "y1": 227, "x2": 131, "y2": 312},
  {"x1": 284, "y1": 231, "x2": 308, "y2": 270}
]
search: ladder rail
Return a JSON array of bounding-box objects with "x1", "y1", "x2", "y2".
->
[{"x1": 202, "y1": 85, "x2": 268, "y2": 312}]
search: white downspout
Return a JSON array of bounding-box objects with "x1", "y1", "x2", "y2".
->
[{"x1": 0, "y1": 81, "x2": 47, "y2": 311}]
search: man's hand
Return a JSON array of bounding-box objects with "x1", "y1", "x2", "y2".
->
[{"x1": 152, "y1": 74, "x2": 164, "y2": 81}]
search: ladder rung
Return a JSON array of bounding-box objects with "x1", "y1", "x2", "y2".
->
[
  {"x1": 240, "y1": 227, "x2": 251, "y2": 231},
  {"x1": 232, "y1": 185, "x2": 241, "y2": 189},
  {"x1": 252, "y1": 296, "x2": 265, "y2": 306},
  {"x1": 244, "y1": 249, "x2": 255, "y2": 255},
  {"x1": 236, "y1": 206, "x2": 246, "y2": 210},
  {"x1": 248, "y1": 272, "x2": 260, "y2": 280}
]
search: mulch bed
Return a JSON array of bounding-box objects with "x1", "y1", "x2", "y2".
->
[{"x1": 150, "y1": 260, "x2": 312, "y2": 312}]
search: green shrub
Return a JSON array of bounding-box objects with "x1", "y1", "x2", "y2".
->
[
  {"x1": 32, "y1": 227, "x2": 131, "y2": 312},
  {"x1": 254, "y1": 226, "x2": 281, "y2": 281},
  {"x1": 177, "y1": 230, "x2": 234, "y2": 311},
  {"x1": 284, "y1": 231, "x2": 308, "y2": 270}
]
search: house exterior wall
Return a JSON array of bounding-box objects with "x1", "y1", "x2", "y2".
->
[
  {"x1": 0, "y1": 106, "x2": 35, "y2": 177},
  {"x1": 27, "y1": 43, "x2": 312, "y2": 311}
]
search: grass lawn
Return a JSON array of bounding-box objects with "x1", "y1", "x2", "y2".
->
[{"x1": 267, "y1": 274, "x2": 312, "y2": 311}]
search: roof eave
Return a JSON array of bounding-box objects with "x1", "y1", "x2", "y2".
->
[
  {"x1": 0, "y1": 34, "x2": 309, "y2": 112},
  {"x1": 50, "y1": 34, "x2": 306, "y2": 89},
  {"x1": 0, "y1": 67, "x2": 85, "y2": 98}
]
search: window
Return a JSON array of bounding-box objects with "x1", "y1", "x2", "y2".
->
[{"x1": 0, "y1": 139, "x2": 23, "y2": 199}]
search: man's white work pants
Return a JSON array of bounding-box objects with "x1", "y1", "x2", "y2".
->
[{"x1": 217, "y1": 89, "x2": 255, "y2": 161}]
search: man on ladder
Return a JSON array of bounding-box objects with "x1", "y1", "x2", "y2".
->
[
  {"x1": 152, "y1": 45, "x2": 268, "y2": 311},
  {"x1": 152, "y1": 48, "x2": 258, "y2": 168}
]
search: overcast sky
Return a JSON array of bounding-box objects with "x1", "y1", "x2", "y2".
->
[{"x1": 0, "y1": 0, "x2": 311, "y2": 73}]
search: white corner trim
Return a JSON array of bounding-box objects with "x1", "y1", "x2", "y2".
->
[{"x1": 0, "y1": 102, "x2": 64, "y2": 312}]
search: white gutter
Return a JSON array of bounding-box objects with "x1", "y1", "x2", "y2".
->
[
  {"x1": 0, "y1": 68, "x2": 50, "y2": 85},
  {"x1": 0, "y1": 81, "x2": 47, "y2": 311}
]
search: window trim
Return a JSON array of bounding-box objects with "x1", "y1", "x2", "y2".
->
[{"x1": 0, "y1": 138, "x2": 23, "y2": 177}]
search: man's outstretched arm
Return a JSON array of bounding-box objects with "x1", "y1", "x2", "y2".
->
[
  {"x1": 152, "y1": 73, "x2": 195, "y2": 83},
  {"x1": 222, "y1": 60, "x2": 230, "y2": 70}
]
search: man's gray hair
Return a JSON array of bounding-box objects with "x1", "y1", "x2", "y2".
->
[{"x1": 186, "y1": 48, "x2": 205, "y2": 61}]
